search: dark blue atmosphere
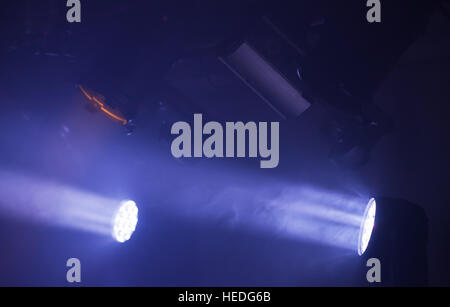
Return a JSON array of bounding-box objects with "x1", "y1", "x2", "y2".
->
[{"x1": 0, "y1": 0, "x2": 449, "y2": 286}]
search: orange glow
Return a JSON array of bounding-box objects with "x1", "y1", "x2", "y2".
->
[
  {"x1": 78, "y1": 85, "x2": 127, "y2": 125},
  {"x1": 92, "y1": 96, "x2": 105, "y2": 107},
  {"x1": 78, "y1": 85, "x2": 93, "y2": 101},
  {"x1": 99, "y1": 106, "x2": 127, "y2": 125}
]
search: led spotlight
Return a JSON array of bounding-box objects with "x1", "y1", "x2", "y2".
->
[
  {"x1": 112, "y1": 200, "x2": 139, "y2": 243},
  {"x1": 358, "y1": 198, "x2": 376, "y2": 255}
]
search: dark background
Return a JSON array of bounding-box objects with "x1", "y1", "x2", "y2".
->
[{"x1": 0, "y1": 0, "x2": 449, "y2": 286}]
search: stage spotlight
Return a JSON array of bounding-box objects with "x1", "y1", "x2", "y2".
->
[
  {"x1": 0, "y1": 171, "x2": 142, "y2": 243},
  {"x1": 358, "y1": 198, "x2": 376, "y2": 256},
  {"x1": 112, "y1": 200, "x2": 139, "y2": 243},
  {"x1": 364, "y1": 198, "x2": 428, "y2": 286}
]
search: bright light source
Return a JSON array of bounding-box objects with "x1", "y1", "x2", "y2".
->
[
  {"x1": 358, "y1": 198, "x2": 376, "y2": 255},
  {"x1": 112, "y1": 200, "x2": 139, "y2": 243}
]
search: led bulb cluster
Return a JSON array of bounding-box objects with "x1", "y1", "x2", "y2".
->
[{"x1": 113, "y1": 200, "x2": 139, "y2": 243}]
